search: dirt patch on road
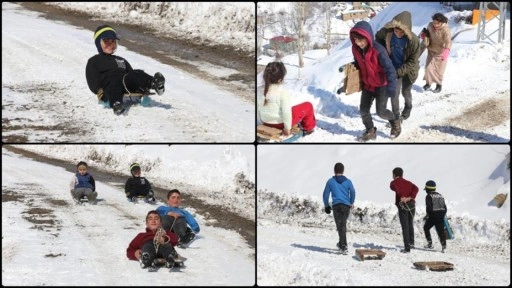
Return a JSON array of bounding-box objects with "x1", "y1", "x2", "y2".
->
[{"x1": 447, "y1": 91, "x2": 510, "y2": 130}]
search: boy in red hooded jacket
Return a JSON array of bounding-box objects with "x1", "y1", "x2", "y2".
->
[
  {"x1": 349, "y1": 21, "x2": 399, "y2": 142},
  {"x1": 127, "y1": 210, "x2": 184, "y2": 269}
]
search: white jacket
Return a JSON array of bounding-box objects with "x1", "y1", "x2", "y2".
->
[{"x1": 257, "y1": 84, "x2": 292, "y2": 130}]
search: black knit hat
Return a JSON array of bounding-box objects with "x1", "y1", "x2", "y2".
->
[
  {"x1": 424, "y1": 180, "x2": 436, "y2": 191},
  {"x1": 94, "y1": 25, "x2": 119, "y2": 53},
  {"x1": 130, "y1": 163, "x2": 141, "y2": 175}
]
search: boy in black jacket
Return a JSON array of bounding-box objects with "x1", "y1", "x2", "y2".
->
[
  {"x1": 85, "y1": 25, "x2": 165, "y2": 115},
  {"x1": 423, "y1": 180, "x2": 447, "y2": 252},
  {"x1": 125, "y1": 163, "x2": 155, "y2": 203}
]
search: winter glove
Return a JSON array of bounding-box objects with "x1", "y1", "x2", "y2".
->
[
  {"x1": 325, "y1": 206, "x2": 332, "y2": 214},
  {"x1": 441, "y1": 48, "x2": 450, "y2": 61}
]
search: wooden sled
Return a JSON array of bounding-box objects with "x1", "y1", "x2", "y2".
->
[
  {"x1": 257, "y1": 124, "x2": 303, "y2": 143},
  {"x1": 413, "y1": 261, "x2": 454, "y2": 271},
  {"x1": 355, "y1": 249, "x2": 386, "y2": 261},
  {"x1": 493, "y1": 193, "x2": 508, "y2": 208}
]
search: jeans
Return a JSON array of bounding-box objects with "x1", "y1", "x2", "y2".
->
[
  {"x1": 360, "y1": 87, "x2": 396, "y2": 130},
  {"x1": 397, "y1": 201, "x2": 415, "y2": 249},
  {"x1": 333, "y1": 203, "x2": 351, "y2": 250},
  {"x1": 389, "y1": 77, "x2": 413, "y2": 119}
]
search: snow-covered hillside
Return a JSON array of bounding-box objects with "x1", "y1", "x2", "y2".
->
[{"x1": 257, "y1": 2, "x2": 510, "y2": 142}]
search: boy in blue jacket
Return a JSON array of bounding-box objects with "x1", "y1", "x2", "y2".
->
[
  {"x1": 323, "y1": 162, "x2": 356, "y2": 255},
  {"x1": 70, "y1": 161, "x2": 97, "y2": 204},
  {"x1": 156, "y1": 189, "x2": 200, "y2": 247}
]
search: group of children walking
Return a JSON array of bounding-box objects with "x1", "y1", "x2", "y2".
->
[{"x1": 323, "y1": 162, "x2": 448, "y2": 255}]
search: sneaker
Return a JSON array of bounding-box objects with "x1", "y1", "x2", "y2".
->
[
  {"x1": 179, "y1": 232, "x2": 195, "y2": 246},
  {"x1": 165, "y1": 254, "x2": 175, "y2": 268},
  {"x1": 424, "y1": 242, "x2": 433, "y2": 249},
  {"x1": 441, "y1": 246, "x2": 446, "y2": 253},
  {"x1": 410, "y1": 244, "x2": 415, "y2": 249},
  {"x1": 140, "y1": 252, "x2": 151, "y2": 268},
  {"x1": 423, "y1": 84, "x2": 431, "y2": 91},
  {"x1": 358, "y1": 127, "x2": 377, "y2": 142},
  {"x1": 432, "y1": 84, "x2": 442, "y2": 93},
  {"x1": 152, "y1": 72, "x2": 165, "y2": 95},
  {"x1": 112, "y1": 101, "x2": 125, "y2": 115},
  {"x1": 400, "y1": 248, "x2": 410, "y2": 253},
  {"x1": 303, "y1": 129, "x2": 314, "y2": 136}
]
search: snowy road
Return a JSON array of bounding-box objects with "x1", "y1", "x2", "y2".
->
[
  {"x1": 2, "y1": 3, "x2": 254, "y2": 142},
  {"x1": 257, "y1": 219, "x2": 510, "y2": 286},
  {"x1": 2, "y1": 149, "x2": 255, "y2": 285}
]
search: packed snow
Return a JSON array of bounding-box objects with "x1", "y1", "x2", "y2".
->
[
  {"x1": 2, "y1": 145, "x2": 255, "y2": 286},
  {"x1": 257, "y1": 144, "x2": 510, "y2": 285},
  {"x1": 2, "y1": 2, "x2": 254, "y2": 142},
  {"x1": 257, "y1": 2, "x2": 510, "y2": 142}
]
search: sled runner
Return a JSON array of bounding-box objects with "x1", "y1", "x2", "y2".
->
[
  {"x1": 413, "y1": 261, "x2": 454, "y2": 271},
  {"x1": 256, "y1": 124, "x2": 303, "y2": 143},
  {"x1": 443, "y1": 216, "x2": 454, "y2": 240},
  {"x1": 355, "y1": 249, "x2": 386, "y2": 261}
]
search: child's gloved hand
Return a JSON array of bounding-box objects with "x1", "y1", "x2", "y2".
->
[{"x1": 325, "y1": 206, "x2": 332, "y2": 214}]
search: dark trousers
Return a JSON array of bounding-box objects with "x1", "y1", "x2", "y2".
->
[
  {"x1": 140, "y1": 240, "x2": 175, "y2": 267},
  {"x1": 360, "y1": 87, "x2": 396, "y2": 130},
  {"x1": 333, "y1": 203, "x2": 351, "y2": 250},
  {"x1": 423, "y1": 214, "x2": 446, "y2": 247},
  {"x1": 161, "y1": 215, "x2": 188, "y2": 238},
  {"x1": 103, "y1": 69, "x2": 153, "y2": 107},
  {"x1": 389, "y1": 77, "x2": 413, "y2": 119},
  {"x1": 126, "y1": 189, "x2": 152, "y2": 199},
  {"x1": 397, "y1": 201, "x2": 415, "y2": 249}
]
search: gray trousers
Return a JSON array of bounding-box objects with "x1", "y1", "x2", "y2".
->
[
  {"x1": 389, "y1": 77, "x2": 413, "y2": 119},
  {"x1": 161, "y1": 215, "x2": 188, "y2": 238},
  {"x1": 71, "y1": 187, "x2": 97, "y2": 201},
  {"x1": 360, "y1": 87, "x2": 396, "y2": 130}
]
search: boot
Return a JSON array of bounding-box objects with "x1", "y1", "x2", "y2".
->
[
  {"x1": 390, "y1": 119, "x2": 401, "y2": 139},
  {"x1": 152, "y1": 72, "x2": 165, "y2": 95},
  {"x1": 358, "y1": 127, "x2": 377, "y2": 142},
  {"x1": 424, "y1": 242, "x2": 433, "y2": 249},
  {"x1": 112, "y1": 101, "x2": 125, "y2": 115},
  {"x1": 423, "y1": 83, "x2": 431, "y2": 91},
  {"x1": 433, "y1": 84, "x2": 442, "y2": 93}
]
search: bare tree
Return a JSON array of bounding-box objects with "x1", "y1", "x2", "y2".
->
[
  {"x1": 291, "y1": 2, "x2": 312, "y2": 68},
  {"x1": 323, "y1": 2, "x2": 333, "y2": 55}
]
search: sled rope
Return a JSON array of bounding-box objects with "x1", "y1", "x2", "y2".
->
[
  {"x1": 153, "y1": 227, "x2": 170, "y2": 252},
  {"x1": 399, "y1": 201, "x2": 415, "y2": 218},
  {"x1": 122, "y1": 73, "x2": 133, "y2": 96}
]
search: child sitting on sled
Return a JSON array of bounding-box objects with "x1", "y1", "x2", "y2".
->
[
  {"x1": 126, "y1": 210, "x2": 184, "y2": 269},
  {"x1": 125, "y1": 163, "x2": 156, "y2": 203},
  {"x1": 85, "y1": 24, "x2": 165, "y2": 115},
  {"x1": 69, "y1": 161, "x2": 97, "y2": 204}
]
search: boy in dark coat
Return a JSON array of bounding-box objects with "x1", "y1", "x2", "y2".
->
[
  {"x1": 375, "y1": 11, "x2": 420, "y2": 136},
  {"x1": 125, "y1": 163, "x2": 155, "y2": 203},
  {"x1": 349, "y1": 21, "x2": 398, "y2": 142},
  {"x1": 423, "y1": 180, "x2": 447, "y2": 252},
  {"x1": 390, "y1": 167, "x2": 419, "y2": 253},
  {"x1": 126, "y1": 210, "x2": 183, "y2": 268},
  {"x1": 85, "y1": 24, "x2": 165, "y2": 115}
]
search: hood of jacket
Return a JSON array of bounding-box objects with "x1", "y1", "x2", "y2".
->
[
  {"x1": 350, "y1": 20, "x2": 375, "y2": 48},
  {"x1": 383, "y1": 11, "x2": 413, "y2": 39},
  {"x1": 334, "y1": 175, "x2": 348, "y2": 184}
]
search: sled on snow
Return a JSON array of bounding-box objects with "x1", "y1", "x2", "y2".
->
[
  {"x1": 355, "y1": 249, "x2": 386, "y2": 261},
  {"x1": 257, "y1": 124, "x2": 303, "y2": 143},
  {"x1": 96, "y1": 88, "x2": 157, "y2": 107},
  {"x1": 413, "y1": 261, "x2": 454, "y2": 271}
]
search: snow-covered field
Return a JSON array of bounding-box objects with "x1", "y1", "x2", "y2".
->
[
  {"x1": 2, "y1": 146, "x2": 255, "y2": 286},
  {"x1": 257, "y1": 144, "x2": 510, "y2": 285},
  {"x1": 257, "y1": 2, "x2": 510, "y2": 142}
]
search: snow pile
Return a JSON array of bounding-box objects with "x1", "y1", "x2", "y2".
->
[{"x1": 46, "y1": 2, "x2": 255, "y2": 54}]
